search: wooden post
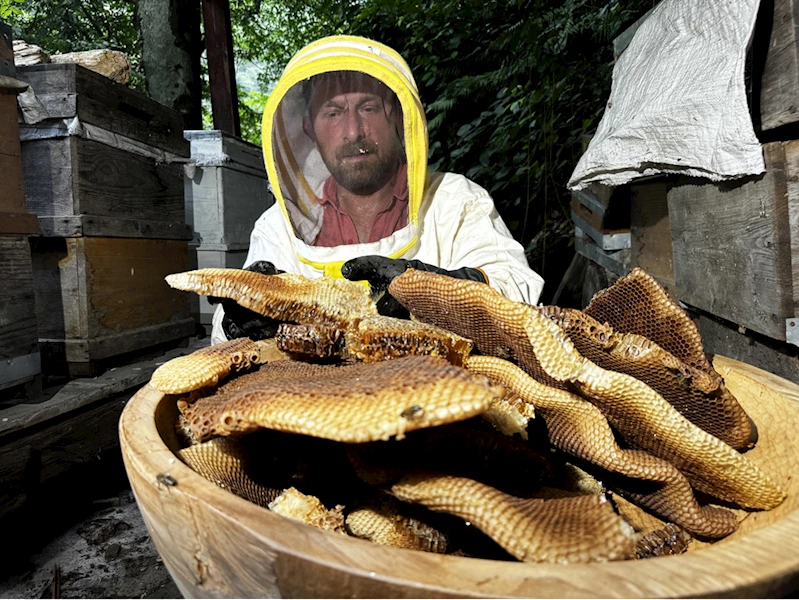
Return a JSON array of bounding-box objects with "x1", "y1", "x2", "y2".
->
[{"x1": 202, "y1": 0, "x2": 241, "y2": 136}]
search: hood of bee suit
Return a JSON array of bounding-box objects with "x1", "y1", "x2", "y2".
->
[{"x1": 261, "y1": 36, "x2": 429, "y2": 278}]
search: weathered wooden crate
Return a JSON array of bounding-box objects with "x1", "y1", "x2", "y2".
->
[
  {"x1": 668, "y1": 141, "x2": 799, "y2": 342},
  {"x1": 17, "y1": 63, "x2": 187, "y2": 156},
  {"x1": 758, "y1": 0, "x2": 799, "y2": 132},
  {"x1": 187, "y1": 245, "x2": 248, "y2": 333},
  {"x1": 20, "y1": 132, "x2": 190, "y2": 238},
  {"x1": 630, "y1": 178, "x2": 676, "y2": 298},
  {"x1": 16, "y1": 63, "x2": 192, "y2": 240},
  {"x1": 0, "y1": 236, "x2": 40, "y2": 393},
  {"x1": 184, "y1": 130, "x2": 272, "y2": 248},
  {"x1": 30, "y1": 237, "x2": 194, "y2": 376}
]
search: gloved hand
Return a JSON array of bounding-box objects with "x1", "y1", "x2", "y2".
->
[
  {"x1": 209, "y1": 261, "x2": 285, "y2": 341},
  {"x1": 341, "y1": 255, "x2": 487, "y2": 317}
]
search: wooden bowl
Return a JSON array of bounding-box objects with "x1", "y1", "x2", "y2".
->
[{"x1": 119, "y1": 356, "x2": 799, "y2": 598}]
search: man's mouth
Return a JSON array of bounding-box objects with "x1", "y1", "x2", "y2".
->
[{"x1": 338, "y1": 142, "x2": 378, "y2": 160}]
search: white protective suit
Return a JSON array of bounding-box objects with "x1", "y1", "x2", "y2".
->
[{"x1": 212, "y1": 36, "x2": 543, "y2": 344}]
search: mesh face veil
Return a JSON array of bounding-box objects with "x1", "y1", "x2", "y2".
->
[{"x1": 262, "y1": 36, "x2": 429, "y2": 278}]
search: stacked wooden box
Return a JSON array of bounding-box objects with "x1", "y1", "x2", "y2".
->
[
  {"x1": 183, "y1": 130, "x2": 273, "y2": 332},
  {"x1": 18, "y1": 63, "x2": 195, "y2": 376},
  {"x1": 0, "y1": 22, "x2": 41, "y2": 395}
]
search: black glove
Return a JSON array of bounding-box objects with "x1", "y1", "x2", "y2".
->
[
  {"x1": 209, "y1": 261, "x2": 285, "y2": 341},
  {"x1": 341, "y1": 256, "x2": 487, "y2": 317}
]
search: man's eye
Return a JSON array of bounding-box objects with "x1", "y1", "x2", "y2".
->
[{"x1": 324, "y1": 110, "x2": 342, "y2": 119}]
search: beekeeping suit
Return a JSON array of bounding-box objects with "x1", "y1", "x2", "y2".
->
[{"x1": 211, "y1": 36, "x2": 543, "y2": 344}]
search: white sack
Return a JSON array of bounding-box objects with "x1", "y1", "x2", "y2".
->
[{"x1": 567, "y1": 0, "x2": 764, "y2": 191}]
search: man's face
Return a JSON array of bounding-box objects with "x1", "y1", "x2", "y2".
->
[{"x1": 304, "y1": 72, "x2": 405, "y2": 196}]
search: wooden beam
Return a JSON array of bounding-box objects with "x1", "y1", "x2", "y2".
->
[{"x1": 202, "y1": 0, "x2": 240, "y2": 136}]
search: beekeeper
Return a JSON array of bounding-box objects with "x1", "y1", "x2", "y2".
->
[{"x1": 212, "y1": 35, "x2": 544, "y2": 343}]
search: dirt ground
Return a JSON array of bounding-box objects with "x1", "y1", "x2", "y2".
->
[{"x1": 0, "y1": 488, "x2": 181, "y2": 599}]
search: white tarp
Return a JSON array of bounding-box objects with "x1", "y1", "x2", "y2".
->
[{"x1": 567, "y1": 0, "x2": 764, "y2": 191}]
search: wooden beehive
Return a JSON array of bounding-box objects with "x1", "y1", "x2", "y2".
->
[
  {"x1": 120, "y1": 356, "x2": 799, "y2": 598},
  {"x1": 0, "y1": 23, "x2": 41, "y2": 395},
  {"x1": 629, "y1": 178, "x2": 676, "y2": 299},
  {"x1": 668, "y1": 141, "x2": 799, "y2": 343},
  {"x1": 758, "y1": 0, "x2": 799, "y2": 131},
  {"x1": 183, "y1": 130, "x2": 273, "y2": 330},
  {"x1": 30, "y1": 237, "x2": 193, "y2": 376},
  {"x1": 0, "y1": 236, "x2": 40, "y2": 393},
  {"x1": 184, "y1": 129, "x2": 272, "y2": 247},
  {"x1": 16, "y1": 63, "x2": 194, "y2": 375}
]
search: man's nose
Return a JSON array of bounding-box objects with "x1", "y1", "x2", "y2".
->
[{"x1": 342, "y1": 110, "x2": 364, "y2": 141}]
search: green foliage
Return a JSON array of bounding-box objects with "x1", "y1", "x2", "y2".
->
[
  {"x1": 0, "y1": 0, "x2": 25, "y2": 21},
  {"x1": 3, "y1": 0, "x2": 144, "y2": 89},
  {"x1": 348, "y1": 0, "x2": 653, "y2": 255}
]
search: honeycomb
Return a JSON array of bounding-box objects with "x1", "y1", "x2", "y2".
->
[
  {"x1": 585, "y1": 268, "x2": 714, "y2": 375},
  {"x1": 178, "y1": 356, "x2": 500, "y2": 443},
  {"x1": 166, "y1": 268, "x2": 378, "y2": 327},
  {"x1": 275, "y1": 316, "x2": 473, "y2": 365},
  {"x1": 466, "y1": 355, "x2": 739, "y2": 539},
  {"x1": 390, "y1": 474, "x2": 637, "y2": 563},
  {"x1": 541, "y1": 306, "x2": 756, "y2": 450},
  {"x1": 346, "y1": 422, "x2": 552, "y2": 497},
  {"x1": 388, "y1": 270, "x2": 567, "y2": 389},
  {"x1": 268, "y1": 487, "x2": 346, "y2": 533},
  {"x1": 346, "y1": 500, "x2": 450, "y2": 553},
  {"x1": 160, "y1": 266, "x2": 789, "y2": 562},
  {"x1": 390, "y1": 271, "x2": 784, "y2": 511},
  {"x1": 151, "y1": 338, "x2": 261, "y2": 394},
  {"x1": 634, "y1": 524, "x2": 692, "y2": 559},
  {"x1": 177, "y1": 437, "x2": 280, "y2": 507}
]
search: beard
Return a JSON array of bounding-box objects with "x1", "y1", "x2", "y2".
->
[{"x1": 325, "y1": 139, "x2": 403, "y2": 196}]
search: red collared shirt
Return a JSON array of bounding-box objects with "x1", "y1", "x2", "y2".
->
[{"x1": 313, "y1": 164, "x2": 409, "y2": 247}]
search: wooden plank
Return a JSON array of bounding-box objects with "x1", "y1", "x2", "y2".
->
[
  {"x1": 75, "y1": 137, "x2": 185, "y2": 222},
  {"x1": 699, "y1": 314, "x2": 799, "y2": 385},
  {"x1": 37, "y1": 215, "x2": 192, "y2": 240},
  {"x1": 0, "y1": 344, "x2": 197, "y2": 438},
  {"x1": 16, "y1": 64, "x2": 189, "y2": 157},
  {"x1": 0, "y1": 395, "x2": 130, "y2": 519},
  {"x1": 21, "y1": 137, "x2": 76, "y2": 217},
  {"x1": 781, "y1": 139, "x2": 799, "y2": 315},
  {"x1": 82, "y1": 237, "x2": 189, "y2": 338},
  {"x1": 40, "y1": 318, "x2": 196, "y2": 364},
  {"x1": 218, "y1": 167, "x2": 271, "y2": 245},
  {"x1": 30, "y1": 237, "x2": 69, "y2": 341},
  {"x1": 31, "y1": 92, "x2": 78, "y2": 119},
  {"x1": 760, "y1": 0, "x2": 799, "y2": 131},
  {"x1": 0, "y1": 153, "x2": 25, "y2": 215},
  {"x1": 0, "y1": 236, "x2": 38, "y2": 361},
  {"x1": 0, "y1": 92, "x2": 25, "y2": 215},
  {"x1": 630, "y1": 179, "x2": 676, "y2": 298},
  {"x1": 202, "y1": 0, "x2": 240, "y2": 136},
  {"x1": 668, "y1": 142, "x2": 794, "y2": 341},
  {"x1": 21, "y1": 136, "x2": 186, "y2": 223},
  {"x1": 33, "y1": 236, "x2": 192, "y2": 362},
  {"x1": 0, "y1": 212, "x2": 38, "y2": 235}
]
